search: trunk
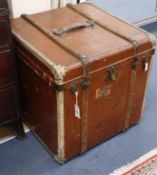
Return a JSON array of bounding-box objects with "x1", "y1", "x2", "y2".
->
[{"x1": 11, "y1": 2, "x2": 156, "y2": 162}]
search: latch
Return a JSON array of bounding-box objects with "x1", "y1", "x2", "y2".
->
[
  {"x1": 70, "y1": 81, "x2": 78, "y2": 94},
  {"x1": 107, "y1": 65, "x2": 118, "y2": 81},
  {"x1": 69, "y1": 81, "x2": 81, "y2": 119},
  {"x1": 142, "y1": 55, "x2": 149, "y2": 72}
]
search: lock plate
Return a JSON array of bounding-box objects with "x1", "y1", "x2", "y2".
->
[
  {"x1": 70, "y1": 81, "x2": 78, "y2": 94},
  {"x1": 107, "y1": 65, "x2": 118, "y2": 81}
]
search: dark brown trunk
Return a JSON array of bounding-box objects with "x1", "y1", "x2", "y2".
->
[{"x1": 11, "y1": 3, "x2": 156, "y2": 162}]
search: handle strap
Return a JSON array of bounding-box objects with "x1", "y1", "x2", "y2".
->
[{"x1": 53, "y1": 20, "x2": 94, "y2": 36}]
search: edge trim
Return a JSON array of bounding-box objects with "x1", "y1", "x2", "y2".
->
[{"x1": 56, "y1": 91, "x2": 65, "y2": 162}]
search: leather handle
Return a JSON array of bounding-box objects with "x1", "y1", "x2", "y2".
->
[{"x1": 53, "y1": 20, "x2": 95, "y2": 36}]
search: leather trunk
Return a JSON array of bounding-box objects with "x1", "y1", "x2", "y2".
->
[{"x1": 11, "y1": 3, "x2": 156, "y2": 162}]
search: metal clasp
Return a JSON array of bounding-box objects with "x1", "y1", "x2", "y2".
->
[
  {"x1": 142, "y1": 55, "x2": 149, "y2": 72},
  {"x1": 70, "y1": 81, "x2": 78, "y2": 94},
  {"x1": 107, "y1": 65, "x2": 118, "y2": 81}
]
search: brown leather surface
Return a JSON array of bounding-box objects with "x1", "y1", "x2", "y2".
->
[
  {"x1": 11, "y1": 4, "x2": 154, "y2": 82},
  {"x1": 17, "y1": 51, "x2": 58, "y2": 155},
  {"x1": 74, "y1": 3, "x2": 152, "y2": 52},
  {"x1": 11, "y1": 5, "x2": 137, "y2": 79},
  {"x1": 11, "y1": 3, "x2": 155, "y2": 161}
]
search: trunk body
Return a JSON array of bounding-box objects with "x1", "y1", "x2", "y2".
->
[{"x1": 11, "y1": 3, "x2": 155, "y2": 162}]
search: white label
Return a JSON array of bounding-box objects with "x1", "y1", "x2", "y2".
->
[
  {"x1": 144, "y1": 62, "x2": 149, "y2": 72},
  {"x1": 75, "y1": 104, "x2": 81, "y2": 119},
  {"x1": 74, "y1": 92, "x2": 81, "y2": 119}
]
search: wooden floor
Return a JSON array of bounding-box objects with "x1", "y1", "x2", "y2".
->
[
  {"x1": 0, "y1": 127, "x2": 12, "y2": 139},
  {"x1": 0, "y1": 124, "x2": 29, "y2": 144}
]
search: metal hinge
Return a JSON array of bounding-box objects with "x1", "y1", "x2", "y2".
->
[
  {"x1": 69, "y1": 76, "x2": 90, "y2": 94},
  {"x1": 70, "y1": 81, "x2": 78, "y2": 94}
]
